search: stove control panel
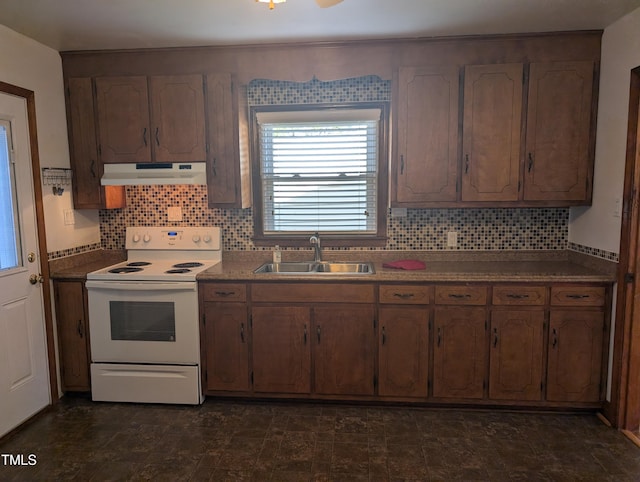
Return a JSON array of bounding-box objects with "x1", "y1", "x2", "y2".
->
[{"x1": 126, "y1": 226, "x2": 221, "y2": 251}]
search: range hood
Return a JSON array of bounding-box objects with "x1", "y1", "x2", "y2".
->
[{"x1": 101, "y1": 162, "x2": 207, "y2": 186}]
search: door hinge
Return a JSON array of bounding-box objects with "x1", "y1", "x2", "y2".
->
[{"x1": 625, "y1": 273, "x2": 635, "y2": 283}]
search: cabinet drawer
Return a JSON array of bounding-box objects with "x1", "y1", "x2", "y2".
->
[
  {"x1": 252, "y1": 283, "x2": 374, "y2": 303},
  {"x1": 379, "y1": 285, "x2": 431, "y2": 304},
  {"x1": 550, "y1": 286, "x2": 606, "y2": 307},
  {"x1": 201, "y1": 283, "x2": 247, "y2": 302},
  {"x1": 435, "y1": 285, "x2": 487, "y2": 305},
  {"x1": 492, "y1": 286, "x2": 546, "y2": 306}
]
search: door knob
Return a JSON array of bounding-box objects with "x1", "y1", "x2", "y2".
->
[{"x1": 29, "y1": 274, "x2": 44, "y2": 285}]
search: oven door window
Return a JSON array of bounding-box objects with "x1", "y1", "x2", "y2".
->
[{"x1": 109, "y1": 301, "x2": 176, "y2": 342}]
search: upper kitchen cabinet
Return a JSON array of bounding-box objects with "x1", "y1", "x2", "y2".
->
[
  {"x1": 65, "y1": 77, "x2": 125, "y2": 209},
  {"x1": 205, "y1": 73, "x2": 251, "y2": 208},
  {"x1": 462, "y1": 63, "x2": 523, "y2": 203},
  {"x1": 523, "y1": 61, "x2": 596, "y2": 203},
  {"x1": 392, "y1": 65, "x2": 460, "y2": 206},
  {"x1": 95, "y1": 75, "x2": 206, "y2": 164}
]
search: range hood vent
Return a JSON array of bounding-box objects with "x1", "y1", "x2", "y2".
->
[{"x1": 101, "y1": 162, "x2": 207, "y2": 186}]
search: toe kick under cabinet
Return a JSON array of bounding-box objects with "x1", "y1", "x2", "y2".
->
[{"x1": 199, "y1": 280, "x2": 611, "y2": 408}]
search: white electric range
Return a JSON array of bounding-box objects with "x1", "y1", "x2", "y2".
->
[{"x1": 85, "y1": 226, "x2": 221, "y2": 405}]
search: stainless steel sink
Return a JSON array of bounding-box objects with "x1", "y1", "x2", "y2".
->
[
  {"x1": 314, "y1": 262, "x2": 375, "y2": 274},
  {"x1": 254, "y1": 261, "x2": 375, "y2": 275},
  {"x1": 253, "y1": 262, "x2": 316, "y2": 273}
]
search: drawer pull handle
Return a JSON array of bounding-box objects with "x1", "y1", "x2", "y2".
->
[
  {"x1": 382, "y1": 326, "x2": 386, "y2": 345},
  {"x1": 506, "y1": 294, "x2": 529, "y2": 299},
  {"x1": 304, "y1": 324, "x2": 307, "y2": 344},
  {"x1": 77, "y1": 319, "x2": 83, "y2": 338},
  {"x1": 566, "y1": 294, "x2": 590, "y2": 299},
  {"x1": 240, "y1": 323, "x2": 245, "y2": 343},
  {"x1": 437, "y1": 327, "x2": 441, "y2": 347},
  {"x1": 552, "y1": 328, "x2": 558, "y2": 348},
  {"x1": 448, "y1": 293, "x2": 471, "y2": 299},
  {"x1": 214, "y1": 291, "x2": 236, "y2": 297},
  {"x1": 493, "y1": 327, "x2": 498, "y2": 348},
  {"x1": 393, "y1": 293, "x2": 415, "y2": 299},
  {"x1": 400, "y1": 154, "x2": 405, "y2": 175}
]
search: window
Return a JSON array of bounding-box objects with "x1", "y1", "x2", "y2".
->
[
  {"x1": 0, "y1": 120, "x2": 20, "y2": 271},
  {"x1": 252, "y1": 104, "x2": 388, "y2": 246}
]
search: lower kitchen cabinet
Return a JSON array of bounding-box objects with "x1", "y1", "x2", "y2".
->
[
  {"x1": 53, "y1": 281, "x2": 91, "y2": 392},
  {"x1": 433, "y1": 306, "x2": 487, "y2": 399},
  {"x1": 202, "y1": 302, "x2": 250, "y2": 392},
  {"x1": 489, "y1": 310, "x2": 544, "y2": 401},
  {"x1": 546, "y1": 310, "x2": 604, "y2": 402},
  {"x1": 251, "y1": 306, "x2": 311, "y2": 394},
  {"x1": 313, "y1": 305, "x2": 376, "y2": 396},
  {"x1": 378, "y1": 306, "x2": 429, "y2": 398}
]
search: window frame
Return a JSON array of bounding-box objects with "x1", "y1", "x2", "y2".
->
[{"x1": 250, "y1": 102, "x2": 389, "y2": 248}]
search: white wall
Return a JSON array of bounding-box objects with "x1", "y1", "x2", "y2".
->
[
  {"x1": 569, "y1": 7, "x2": 640, "y2": 256},
  {"x1": 0, "y1": 25, "x2": 100, "y2": 254}
]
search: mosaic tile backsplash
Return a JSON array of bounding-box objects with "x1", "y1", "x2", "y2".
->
[
  {"x1": 98, "y1": 184, "x2": 570, "y2": 252},
  {"x1": 90, "y1": 75, "x2": 590, "y2": 257}
]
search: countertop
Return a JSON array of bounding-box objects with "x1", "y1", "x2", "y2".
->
[{"x1": 48, "y1": 249, "x2": 616, "y2": 284}]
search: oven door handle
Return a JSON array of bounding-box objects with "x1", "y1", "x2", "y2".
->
[{"x1": 85, "y1": 280, "x2": 197, "y2": 292}]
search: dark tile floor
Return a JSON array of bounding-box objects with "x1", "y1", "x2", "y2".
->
[{"x1": 1, "y1": 396, "x2": 640, "y2": 481}]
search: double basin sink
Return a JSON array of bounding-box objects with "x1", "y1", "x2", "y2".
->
[{"x1": 254, "y1": 261, "x2": 375, "y2": 275}]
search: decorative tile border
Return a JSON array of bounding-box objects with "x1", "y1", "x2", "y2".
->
[
  {"x1": 47, "y1": 243, "x2": 102, "y2": 261},
  {"x1": 568, "y1": 242, "x2": 619, "y2": 263}
]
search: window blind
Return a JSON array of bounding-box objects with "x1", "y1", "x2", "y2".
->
[{"x1": 258, "y1": 110, "x2": 380, "y2": 234}]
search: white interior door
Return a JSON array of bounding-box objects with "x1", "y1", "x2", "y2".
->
[{"x1": 0, "y1": 92, "x2": 50, "y2": 438}]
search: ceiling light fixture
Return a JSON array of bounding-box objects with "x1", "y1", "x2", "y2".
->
[{"x1": 256, "y1": 0, "x2": 286, "y2": 9}]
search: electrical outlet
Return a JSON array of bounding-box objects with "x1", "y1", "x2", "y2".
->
[
  {"x1": 447, "y1": 231, "x2": 458, "y2": 248},
  {"x1": 167, "y1": 206, "x2": 183, "y2": 222},
  {"x1": 63, "y1": 209, "x2": 75, "y2": 226}
]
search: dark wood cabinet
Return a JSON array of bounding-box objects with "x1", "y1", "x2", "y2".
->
[
  {"x1": 202, "y1": 302, "x2": 250, "y2": 392},
  {"x1": 546, "y1": 310, "x2": 604, "y2": 402},
  {"x1": 378, "y1": 306, "x2": 429, "y2": 398},
  {"x1": 489, "y1": 310, "x2": 544, "y2": 401},
  {"x1": 66, "y1": 77, "x2": 125, "y2": 209},
  {"x1": 53, "y1": 281, "x2": 90, "y2": 392},
  {"x1": 462, "y1": 63, "x2": 523, "y2": 202},
  {"x1": 205, "y1": 73, "x2": 251, "y2": 208},
  {"x1": 392, "y1": 65, "x2": 460, "y2": 205},
  {"x1": 524, "y1": 61, "x2": 595, "y2": 202},
  {"x1": 313, "y1": 305, "x2": 375, "y2": 396},
  {"x1": 251, "y1": 305, "x2": 311, "y2": 394},
  {"x1": 433, "y1": 306, "x2": 487, "y2": 399},
  {"x1": 95, "y1": 75, "x2": 206, "y2": 164}
]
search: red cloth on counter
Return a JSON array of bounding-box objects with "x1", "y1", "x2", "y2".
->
[{"x1": 381, "y1": 259, "x2": 426, "y2": 270}]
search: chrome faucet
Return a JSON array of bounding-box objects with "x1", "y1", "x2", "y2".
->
[{"x1": 310, "y1": 232, "x2": 322, "y2": 262}]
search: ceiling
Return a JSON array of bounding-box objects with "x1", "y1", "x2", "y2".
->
[{"x1": 1, "y1": 0, "x2": 639, "y2": 52}]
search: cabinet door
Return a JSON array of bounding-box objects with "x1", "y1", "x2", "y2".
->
[
  {"x1": 203, "y1": 302, "x2": 250, "y2": 392},
  {"x1": 489, "y1": 310, "x2": 544, "y2": 401},
  {"x1": 54, "y1": 281, "x2": 90, "y2": 391},
  {"x1": 547, "y1": 310, "x2": 604, "y2": 402},
  {"x1": 393, "y1": 65, "x2": 459, "y2": 205},
  {"x1": 313, "y1": 305, "x2": 375, "y2": 396},
  {"x1": 149, "y1": 75, "x2": 206, "y2": 163},
  {"x1": 433, "y1": 307, "x2": 486, "y2": 399},
  {"x1": 66, "y1": 77, "x2": 103, "y2": 209},
  {"x1": 252, "y1": 306, "x2": 311, "y2": 394},
  {"x1": 95, "y1": 76, "x2": 151, "y2": 163},
  {"x1": 206, "y1": 73, "x2": 250, "y2": 208},
  {"x1": 462, "y1": 64, "x2": 523, "y2": 202},
  {"x1": 524, "y1": 62, "x2": 594, "y2": 202},
  {"x1": 378, "y1": 306, "x2": 428, "y2": 398}
]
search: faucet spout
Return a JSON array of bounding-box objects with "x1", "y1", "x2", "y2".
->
[{"x1": 310, "y1": 232, "x2": 322, "y2": 263}]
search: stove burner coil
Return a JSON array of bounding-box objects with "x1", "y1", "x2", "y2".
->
[
  {"x1": 126, "y1": 261, "x2": 151, "y2": 267},
  {"x1": 166, "y1": 268, "x2": 191, "y2": 274},
  {"x1": 172, "y1": 262, "x2": 204, "y2": 269},
  {"x1": 108, "y1": 267, "x2": 144, "y2": 274}
]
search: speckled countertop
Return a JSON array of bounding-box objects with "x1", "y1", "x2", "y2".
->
[
  {"x1": 48, "y1": 248, "x2": 616, "y2": 283},
  {"x1": 199, "y1": 249, "x2": 617, "y2": 284}
]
